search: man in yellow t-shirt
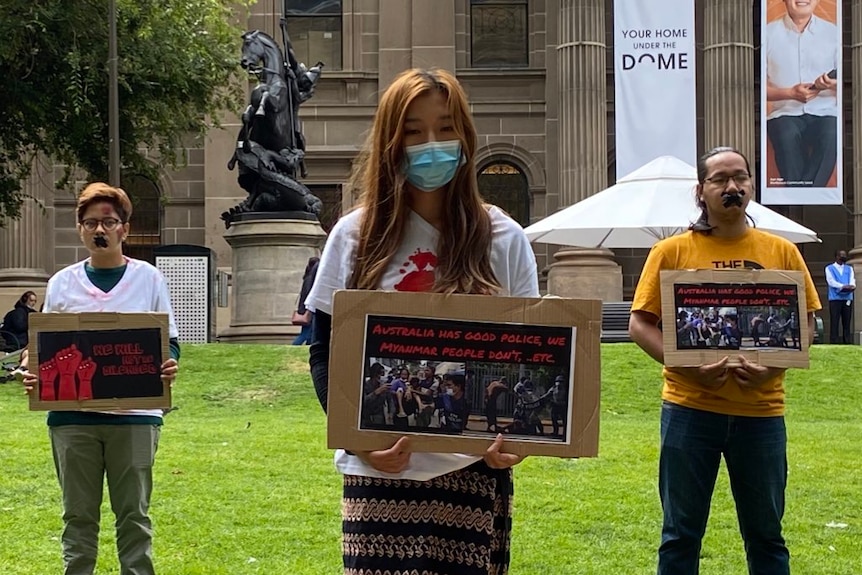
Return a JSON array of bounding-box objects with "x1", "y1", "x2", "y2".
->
[{"x1": 629, "y1": 147, "x2": 821, "y2": 575}]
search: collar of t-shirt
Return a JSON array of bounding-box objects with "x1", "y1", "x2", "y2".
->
[{"x1": 84, "y1": 263, "x2": 127, "y2": 293}]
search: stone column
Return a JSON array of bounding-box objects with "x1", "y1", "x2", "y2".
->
[
  {"x1": 702, "y1": 0, "x2": 755, "y2": 158},
  {"x1": 849, "y1": 1, "x2": 862, "y2": 343},
  {"x1": 411, "y1": 0, "x2": 456, "y2": 71},
  {"x1": 378, "y1": 0, "x2": 412, "y2": 90},
  {"x1": 0, "y1": 158, "x2": 53, "y2": 287},
  {"x1": 218, "y1": 218, "x2": 326, "y2": 343},
  {"x1": 548, "y1": 0, "x2": 622, "y2": 302}
]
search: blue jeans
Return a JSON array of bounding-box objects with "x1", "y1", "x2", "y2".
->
[{"x1": 658, "y1": 402, "x2": 789, "y2": 575}]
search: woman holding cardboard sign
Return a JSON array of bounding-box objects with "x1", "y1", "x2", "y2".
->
[
  {"x1": 305, "y1": 68, "x2": 539, "y2": 574},
  {"x1": 628, "y1": 147, "x2": 821, "y2": 574},
  {"x1": 21, "y1": 183, "x2": 179, "y2": 575}
]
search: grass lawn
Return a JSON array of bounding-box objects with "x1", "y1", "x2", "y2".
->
[{"x1": 0, "y1": 343, "x2": 859, "y2": 574}]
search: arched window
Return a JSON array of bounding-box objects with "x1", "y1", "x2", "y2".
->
[
  {"x1": 123, "y1": 175, "x2": 162, "y2": 264},
  {"x1": 477, "y1": 162, "x2": 529, "y2": 226}
]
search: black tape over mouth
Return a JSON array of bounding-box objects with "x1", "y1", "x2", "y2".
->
[
  {"x1": 721, "y1": 192, "x2": 744, "y2": 208},
  {"x1": 94, "y1": 236, "x2": 109, "y2": 248}
]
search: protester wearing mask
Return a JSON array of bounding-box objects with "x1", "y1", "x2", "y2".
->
[
  {"x1": 305, "y1": 68, "x2": 538, "y2": 575},
  {"x1": 440, "y1": 372, "x2": 469, "y2": 432},
  {"x1": 825, "y1": 249, "x2": 855, "y2": 344}
]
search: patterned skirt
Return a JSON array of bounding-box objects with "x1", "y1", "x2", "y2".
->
[{"x1": 342, "y1": 460, "x2": 513, "y2": 575}]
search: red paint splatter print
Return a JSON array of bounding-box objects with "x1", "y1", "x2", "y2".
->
[{"x1": 394, "y1": 249, "x2": 438, "y2": 291}]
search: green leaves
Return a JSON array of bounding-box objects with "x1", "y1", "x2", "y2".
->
[{"x1": 0, "y1": 0, "x2": 248, "y2": 224}]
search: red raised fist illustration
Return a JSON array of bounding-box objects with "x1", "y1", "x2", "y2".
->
[
  {"x1": 55, "y1": 345, "x2": 83, "y2": 400},
  {"x1": 76, "y1": 357, "x2": 98, "y2": 400},
  {"x1": 55, "y1": 344, "x2": 83, "y2": 376},
  {"x1": 38, "y1": 359, "x2": 59, "y2": 401}
]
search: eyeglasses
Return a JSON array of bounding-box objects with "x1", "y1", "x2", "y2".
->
[
  {"x1": 704, "y1": 173, "x2": 751, "y2": 187},
  {"x1": 80, "y1": 218, "x2": 123, "y2": 232}
]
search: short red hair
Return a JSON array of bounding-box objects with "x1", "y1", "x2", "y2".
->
[{"x1": 76, "y1": 182, "x2": 133, "y2": 223}]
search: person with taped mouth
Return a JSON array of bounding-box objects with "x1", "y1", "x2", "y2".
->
[{"x1": 628, "y1": 146, "x2": 821, "y2": 574}]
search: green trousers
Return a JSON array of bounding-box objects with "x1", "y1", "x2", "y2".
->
[{"x1": 50, "y1": 424, "x2": 160, "y2": 575}]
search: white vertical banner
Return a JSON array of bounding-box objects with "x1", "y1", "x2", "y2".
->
[
  {"x1": 760, "y1": 0, "x2": 842, "y2": 205},
  {"x1": 613, "y1": 0, "x2": 697, "y2": 180}
]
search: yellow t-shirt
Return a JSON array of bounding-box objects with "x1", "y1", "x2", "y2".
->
[{"x1": 631, "y1": 228, "x2": 821, "y2": 417}]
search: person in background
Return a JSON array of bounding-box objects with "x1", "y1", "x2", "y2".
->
[
  {"x1": 2, "y1": 290, "x2": 37, "y2": 350},
  {"x1": 825, "y1": 249, "x2": 855, "y2": 344},
  {"x1": 293, "y1": 256, "x2": 320, "y2": 345},
  {"x1": 361, "y1": 362, "x2": 390, "y2": 426},
  {"x1": 21, "y1": 182, "x2": 179, "y2": 575},
  {"x1": 439, "y1": 372, "x2": 469, "y2": 433},
  {"x1": 305, "y1": 68, "x2": 539, "y2": 574},
  {"x1": 549, "y1": 374, "x2": 568, "y2": 438},
  {"x1": 484, "y1": 376, "x2": 508, "y2": 433},
  {"x1": 628, "y1": 146, "x2": 820, "y2": 574}
]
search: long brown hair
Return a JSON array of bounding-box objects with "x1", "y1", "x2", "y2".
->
[{"x1": 348, "y1": 68, "x2": 499, "y2": 294}]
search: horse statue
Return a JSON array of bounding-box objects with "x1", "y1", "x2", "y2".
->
[{"x1": 222, "y1": 27, "x2": 324, "y2": 228}]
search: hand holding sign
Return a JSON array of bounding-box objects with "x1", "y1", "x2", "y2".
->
[
  {"x1": 356, "y1": 436, "x2": 412, "y2": 474},
  {"x1": 673, "y1": 357, "x2": 732, "y2": 389},
  {"x1": 160, "y1": 358, "x2": 178, "y2": 386},
  {"x1": 484, "y1": 433, "x2": 525, "y2": 469},
  {"x1": 732, "y1": 356, "x2": 786, "y2": 389}
]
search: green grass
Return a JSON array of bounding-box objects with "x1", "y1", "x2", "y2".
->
[{"x1": 0, "y1": 344, "x2": 859, "y2": 574}]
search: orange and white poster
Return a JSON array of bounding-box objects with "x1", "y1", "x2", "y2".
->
[{"x1": 761, "y1": 0, "x2": 842, "y2": 205}]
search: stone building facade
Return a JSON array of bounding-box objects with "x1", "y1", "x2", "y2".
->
[{"x1": 1, "y1": 0, "x2": 860, "y2": 338}]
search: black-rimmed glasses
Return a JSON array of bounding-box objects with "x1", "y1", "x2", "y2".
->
[
  {"x1": 80, "y1": 218, "x2": 123, "y2": 232},
  {"x1": 704, "y1": 173, "x2": 751, "y2": 187}
]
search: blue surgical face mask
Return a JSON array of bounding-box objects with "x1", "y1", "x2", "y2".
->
[{"x1": 402, "y1": 140, "x2": 462, "y2": 192}]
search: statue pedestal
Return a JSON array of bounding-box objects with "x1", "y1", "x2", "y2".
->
[
  {"x1": 547, "y1": 248, "x2": 623, "y2": 302},
  {"x1": 218, "y1": 217, "x2": 326, "y2": 344}
]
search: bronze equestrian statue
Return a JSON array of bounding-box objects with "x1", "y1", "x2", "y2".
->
[{"x1": 222, "y1": 22, "x2": 324, "y2": 227}]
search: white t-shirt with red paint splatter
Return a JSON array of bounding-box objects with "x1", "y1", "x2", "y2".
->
[
  {"x1": 42, "y1": 257, "x2": 180, "y2": 419},
  {"x1": 306, "y1": 205, "x2": 540, "y2": 481}
]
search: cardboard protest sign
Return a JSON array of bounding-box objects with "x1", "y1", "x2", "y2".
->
[
  {"x1": 660, "y1": 269, "x2": 809, "y2": 368},
  {"x1": 328, "y1": 290, "x2": 602, "y2": 458},
  {"x1": 28, "y1": 313, "x2": 170, "y2": 411}
]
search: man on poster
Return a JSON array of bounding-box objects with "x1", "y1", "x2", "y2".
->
[{"x1": 765, "y1": 0, "x2": 839, "y2": 188}]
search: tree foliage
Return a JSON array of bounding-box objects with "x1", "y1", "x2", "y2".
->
[{"x1": 0, "y1": 0, "x2": 248, "y2": 223}]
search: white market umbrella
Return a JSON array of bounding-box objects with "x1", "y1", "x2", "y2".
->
[{"x1": 525, "y1": 156, "x2": 820, "y2": 248}]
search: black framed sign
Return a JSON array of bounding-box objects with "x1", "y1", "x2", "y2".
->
[
  {"x1": 28, "y1": 313, "x2": 170, "y2": 411},
  {"x1": 660, "y1": 269, "x2": 810, "y2": 368},
  {"x1": 328, "y1": 290, "x2": 602, "y2": 458}
]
